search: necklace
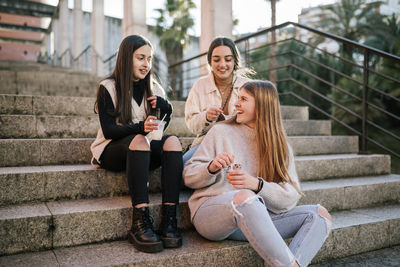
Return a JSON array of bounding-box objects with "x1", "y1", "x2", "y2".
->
[{"x1": 218, "y1": 77, "x2": 237, "y2": 113}]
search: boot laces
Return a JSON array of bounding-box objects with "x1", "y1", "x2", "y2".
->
[{"x1": 141, "y1": 208, "x2": 155, "y2": 230}]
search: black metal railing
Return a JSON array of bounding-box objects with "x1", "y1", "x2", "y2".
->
[{"x1": 168, "y1": 21, "x2": 400, "y2": 164}]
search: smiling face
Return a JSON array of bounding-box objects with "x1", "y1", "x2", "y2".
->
[
  {"x1": 235, "y1": 88, "x2": 256, "y2": 129},
  {"x1": 132, "y1": 45, "x2": 152, "y2": 81},
  {"x1": 210, "y1": 45, "x2": 235, "y2": 81}
]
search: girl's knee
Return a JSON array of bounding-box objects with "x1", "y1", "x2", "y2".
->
[
  {"x1": 233, "y1": 190, "x2": 256, "y2": 205},
  {"x1": 318, "y1": 205, "x2": 332, "y2": 223},
  {"x1": 163, "y1": 135, "x2": 182, "y2": 151},
  {"x1": 128, "y1": 135, "x2": 150, "y2": 151},
  {"x1": 318, "y1": 205, "x2": 332, "y2": 233}
]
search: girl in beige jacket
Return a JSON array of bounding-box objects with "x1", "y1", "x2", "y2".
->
[{"x1": 183, "y1": 37, "x2": 252, "y2": 164}]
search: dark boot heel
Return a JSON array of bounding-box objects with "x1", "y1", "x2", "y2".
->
[
  {"x1": 159, "y1": 204, "x2": 182, "y2": 248},
  {"x1": 129, "y1": 207, "x2": 163, "y2": 253}
]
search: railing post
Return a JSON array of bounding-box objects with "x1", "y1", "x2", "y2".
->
[
  {"x1": 361, "y1": 50, "x2": 369, "y2": 154},
  {"x1": 245, "y1": 40, "x2": 250, "y2": 67}
]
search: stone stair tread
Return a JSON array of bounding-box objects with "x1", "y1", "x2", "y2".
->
[
  {"x1": 0, "y1": 114, "x2": 331, "y2": 138},
  {"x1": 0, "y1": 152, "x2": 387, "y2": 174},
  {"x1": 0, "y1": 135, "x2": 359, "y2": 167},
  {"x1": 1, "y1": 93, "x2": 308, "y2": 120},
  {"x1": 0, "y1": 164, "x2": 95, "y2": 175},
  {"x1": 301, "y1": 174, "x2": 400, "y2": 190},
  {"x1": 296, "y1": 153, "x2": 387, "y2": 160},
  {"x1": 2, "y1": 175, "x2": 399, "y2": 219},
  {"x1": 1, "y1": 204, "x2": 399, "y2": 266},
  {"x1": 310, "y1": 245, "x2": 400, "y2": 267}
]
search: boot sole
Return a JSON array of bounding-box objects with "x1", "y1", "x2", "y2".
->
[
  {"x1": 128, "y1": 231, "x2": 163, "y2": 253},
  {"x1": 161, "y1": 236, "x2": 182, "y2": 248}
]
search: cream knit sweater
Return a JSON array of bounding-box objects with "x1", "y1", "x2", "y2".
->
[{"x1": 183, "y1": 120, "x2": 301, "y2": 221}]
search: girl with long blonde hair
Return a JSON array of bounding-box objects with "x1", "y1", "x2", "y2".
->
[{"x1": 183, "y1": 80, "x2": 331, "y2": 266}]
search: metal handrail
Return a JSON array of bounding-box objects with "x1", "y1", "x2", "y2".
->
[
  {"x1": 231, "y1": 22, "x2": 400, "y2": 62},
  {"x1": 290, "y1": 64, "x2": 362, "y2": 102},
  {"x1": 168, "y1": 21, "x2": 399, "y2": 161}
]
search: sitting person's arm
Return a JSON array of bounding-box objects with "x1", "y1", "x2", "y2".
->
[
  {"x1": 150, "y1": 82, "x2": 173, "y2": 129},
  {"x1": 183, "y1": 126, "x2": 224, "y2": 189},
  {"x1": 258, "y1": 146, "x2": 301, "y2": 213},
  {"x1": 185, "y1": 84, "x2": 213, "y2": 135},
  {"x1": 98, "y1": 86, "x2": 146, "y2": 140}
]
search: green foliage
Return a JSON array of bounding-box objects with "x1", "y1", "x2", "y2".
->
[
  {"x1": 318, "y1": 0, "x2": 384, "y2": 58},
  {"x1": 329, "y1": 75, "x2": 383, "y2": 125},
  {"x1": 152, "y1": 0, "x2": 196, "y2": 98},
  {"x1": 152, "y1": 0, "x2": 196, "y2": 63},
  {"x1": 364, "y1": 13, "x2": 400, "y2": 55}
]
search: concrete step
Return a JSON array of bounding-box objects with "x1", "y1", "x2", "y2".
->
[
  {"x1": 311, "y1": 245, "x2": 400, "y2": 266},
  {"x1": 0, "y1": 114, "x2": 330, "y2": 138},
  {"x1": 0, "y1": 94, "x2": 184, "y2": 118},
  {"x1": 0, "y1": 60, "x2": 85, "y2": 72},
  {"x1": 0, "y1": 71, "x2": 99, "y2": 97},
  {"x1": 0, "y1": 202, "x2": 399, "y2": 263},
  {"x1": 296, "y1": 153, "x2": 390, "y2": 181},
  {"x1": 0, "y1": 154, "x2": 390, "y2": 206},
  {"x1": 0, "y1": 135, "x2": 358, "y2": 167},
  {"x1": 1, "y1": 94, "x2": 309, "y2": 120}
]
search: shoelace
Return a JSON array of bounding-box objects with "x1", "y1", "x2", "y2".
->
[
  {"x1": 143, "y1": 213, "x2": 154, "y2": 230},
  {"x1": 136, "y1": 209, "x2": 155, "y2": 231}
]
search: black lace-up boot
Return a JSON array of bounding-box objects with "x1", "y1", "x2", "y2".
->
[
  {"x1": 158, "y1": 204, "x2": 182, "y2": 248},
  {"x1": 128, "y1": 206, "x2": 163, "y2": 253}
]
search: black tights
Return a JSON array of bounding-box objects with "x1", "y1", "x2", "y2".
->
[{"x1": 100, "y1": 134, "x2": 182, "y2": 206}]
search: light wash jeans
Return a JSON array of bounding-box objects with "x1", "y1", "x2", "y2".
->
[
  {"x1": 183, "y1": 145, "x2": 199, "y2": 165},
  {"x1": 192, "y1": 190, "x2": 331, "y2": 267}
]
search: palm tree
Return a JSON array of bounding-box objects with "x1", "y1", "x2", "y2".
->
[
  {"x1": 364, "y1": 13, "x2": 400, "y2": 55},
  {"x1": 319, "y1": 0, "x2": 383, "y2": 59},
  {"x1": 152, "y1": 0, "x2": 196, "y2": 98}
]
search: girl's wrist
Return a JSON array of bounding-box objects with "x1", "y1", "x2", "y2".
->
[
  {"x1": 207, "y1": 161, "x2": 218, "y2": 174},
  {"x1": 253, "y1": 177, "x2": 264, "y2": 193}
]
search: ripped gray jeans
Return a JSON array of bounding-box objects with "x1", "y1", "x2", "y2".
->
[{"x1": 192, "y1": 190, "x2": 331, "y2": 267}]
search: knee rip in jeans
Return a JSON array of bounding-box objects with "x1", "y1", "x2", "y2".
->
[
  {"x1": 231, "y1": 190, "x2": 264, "y2": 217},
  {"x1": 318, "y1": 205, "x2": 332, "y2": 234}
]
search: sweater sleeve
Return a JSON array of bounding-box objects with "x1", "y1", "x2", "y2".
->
[
  {"x1": 183, "y1": 126, "x2": 221, "y2": 189},
  {"x1": 258, "y1": 145, "x2": 301, "y2": 213},
  {"x1": 153, "y1": 82, "x2": 173, "y2": 130},
  {"x1": 184, "y1": 82, "x2": 212, "y2": 134},
  {"x1": 98, "y1": 86, "x2": 146, "y2": 140}
]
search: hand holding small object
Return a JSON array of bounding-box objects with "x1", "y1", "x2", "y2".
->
[
  {"x1": 226, "y1": 168, "x2": 259, "y2": 190},
  {"x1": 206, "y1": 106, "x2": 223, "y2": 122},
  {"x1": 144, "y1": 116, "x2": 158, "y2": 133},
  {"x1": 208, "y1": 153, "x2": 234, "y2": 173}
]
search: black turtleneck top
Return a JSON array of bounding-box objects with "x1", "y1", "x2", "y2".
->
[{"x1": 97, "y1": 81, "x2": 173, "y2": 140}]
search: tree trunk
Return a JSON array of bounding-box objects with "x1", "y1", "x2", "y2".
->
[
  {"x1": 166, "y1": 47, "x2": 183, "y2": 99},
  {"x1": 269, "y1": 0, "x2": 277, "y2": 85}
]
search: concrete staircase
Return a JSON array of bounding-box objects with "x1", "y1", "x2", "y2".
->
[{"x1": 0, "y1": 64, "x2": 399, "y2": 266}]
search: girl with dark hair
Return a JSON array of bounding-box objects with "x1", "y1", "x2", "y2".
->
[
  {"x1": 91, "y1": 35, "x2": 182, "y2": 253},
  {"x1": 184, "y1": 80, "x2": 332, "y2": 267},
  {"x1": 183, "y1": 37, "x2": 254, "y2": 164}
]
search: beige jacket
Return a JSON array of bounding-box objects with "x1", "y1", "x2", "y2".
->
[
  {"x1": 184, "y1": 73, "x2": 250, "y2": 147},
  {"x1": 90, "y1": 78, "x2": 166, "y2": 164}
]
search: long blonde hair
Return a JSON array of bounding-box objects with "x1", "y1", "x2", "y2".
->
[{"x1": 242, "y1": 80, "x2": 302, "y2": 194}]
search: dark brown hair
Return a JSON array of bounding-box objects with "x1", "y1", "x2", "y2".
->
[
  {"x1": 207, "y1": 37, "x2": 241, "y2": 71},
  {"x1": 207, "y1": 37, "x2": 255, "y2": 77},
  {"x1": 95, "y1": 35, "x2": 154, "y2": 124}
]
